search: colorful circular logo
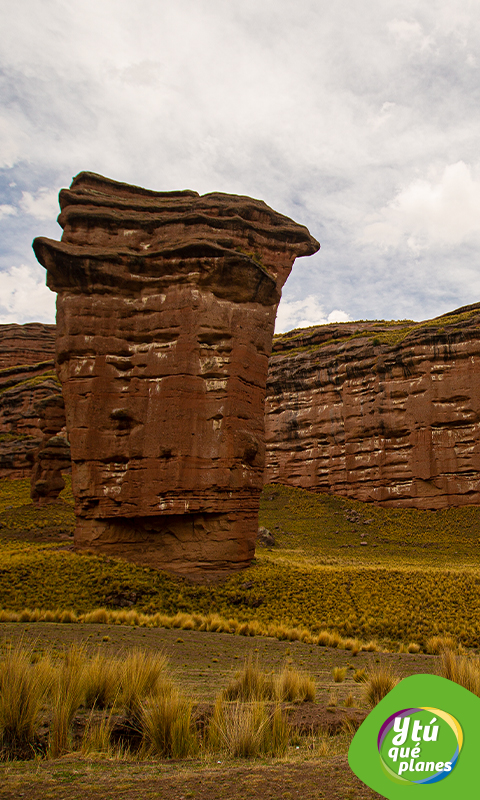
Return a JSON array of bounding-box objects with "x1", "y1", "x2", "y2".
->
[{"x1": 378, "y1": 707, "x2": 463, "y2": 785}]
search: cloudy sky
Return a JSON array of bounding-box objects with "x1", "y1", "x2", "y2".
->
[{"x1": 1, "y1": 0, "x2": 480, "y2": 332}]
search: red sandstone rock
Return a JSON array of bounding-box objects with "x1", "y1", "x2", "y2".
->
[
  {"x1": 33, "y1": 172, "x2": 319, "y2": 576},
  {"x1": 4, "y1": 302, "x2": 480, "y2": 513},
  {"x1": 0, "y1": 324, "x2": 60, "y2": 478},
  {"x1": 265, "y1": 304, "x2": 480, "y2": 509},
  {"x1": 30, "y1": 394, "x2": 70, "y2": 504},
  {"x1": 0, "y1": 323, "x2": 56, "y2": 369}
]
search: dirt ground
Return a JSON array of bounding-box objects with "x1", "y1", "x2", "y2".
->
[
  {"x1": 0, "y1": 622, "x2": 437, "y2": 799},
  {"x1": 0, "y1": 622, "x2": 437, "y2": 705},
  {"x1": 0, "y1": 756, "x2": 383, "y2": 800}
]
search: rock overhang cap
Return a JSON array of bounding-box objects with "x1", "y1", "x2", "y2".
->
[{"x1": 33, "y1": 172, "x2": 320, "y2": 305}]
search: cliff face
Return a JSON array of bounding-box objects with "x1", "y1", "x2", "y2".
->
[
  {"x1": 30, "y1": 394, "x2": 70, "y2": 505},
  {"x1": 32, "y1": 172, "x2": 319, "y2": 577},
  {"x1": 3, "y1": 302, "x2": 480, "y2": 511},
  {"x1": 0, "y1": 324, "x2": 59, "y2": 478},
  {"x1": 0, "y1": 323, "x2": 56, "y2": 369},
  {"x1": 264, "y1": 304, "x2": 480, "y2": 509}
]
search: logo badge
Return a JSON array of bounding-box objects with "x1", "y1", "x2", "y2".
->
[
  {"x1": 378, "y1": 706, "x2": 462, "y2": 784},
  {"x1": 348, "y1": 673, "x2": 480, "y2": 799}
]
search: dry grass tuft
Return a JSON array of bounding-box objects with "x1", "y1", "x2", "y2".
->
[
  {"x1": 407, "y1": 642, "x2": 421, "y2": 653},
  {"x1": 223, "y1": 656, "x2": 315, "y2": 703},
  {"x1": 426, "y1": 635, "x2": 457, "y2": 654},
  {"x1": 275, "y1": 666, "x2": 316, "y2": 702},
  {"x1": 81, "y1": 708, "x2": 115, "y2": 756},
  {"x1": 223, "y1": 656, "x2": 275, "y2": 701},
  {"x1": 317, "y1": 630, "x2": 344, "y2": 648},
  {"x1": 208, "y1": 698, "x2": 289, "y2": 758},
  {"x1": 120, "y1": 649, "x2": 171, "y2": 721},
  {"x1": 48, "y1": 644, "x2": 87, "y2": 758},
  {"x1": 84, "y1": 652, "x2": 119, "y2": 709},
  {"x1": 140, "y1": 689, "x2": 198, "y2": 758},
  {"x1": 352, "y1": 668, "x2": 367, "y2": 683},
  {"x1": 363, "y1": 664, "x2": 398, "y2": 708},
  {"x1": 0, "y1": 643, "x2": 52, "y2": 758},
  {"x1": 439, "y1": 649, "x2": 480, "y2": 696},
  {"x1": 83, "y1": 608, "x2": 110, "y2": 625},
  {"x1": 332, "y1": 667, "x2": 347, "y2": 683},
  {"x1": 361, "y1": 641, "x2": 379, "y2": 653},
  {"x1": 344, "y1": 638, "x2": 361, "y2": 655}
]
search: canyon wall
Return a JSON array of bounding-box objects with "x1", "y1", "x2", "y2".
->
[
  {"x1": 3, "y1": 302, "x2": 480, "y2": 513},
  {"x1": 32, "y1": 172, "x2": 318, "y2": 576},
  {"x1": 30, "y1": 394, "x2": 70, "y2": 505},
  {"x1": 0, "y1": 324, "x2": 58, "y2": 478},
  {"x1": 265, "y1": 304, "x2": 480, "y2": 509}
]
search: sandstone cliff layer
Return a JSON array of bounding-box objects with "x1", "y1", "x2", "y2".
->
[
  {"x1": 30, "y1": 394, "x2": 70, "y2": 504},
  {"x1": 0, "y1": 324, "x2": 58, "y2": 477},
  {"x1": 265, "y1": 304, "x2": 480, "y2": 509},
  {"x1": 3, "y1": 301, "x2": 480, "y2": 513},
  {"x1": 33, "y1": 172, "x2": 319, "y2": 576}
]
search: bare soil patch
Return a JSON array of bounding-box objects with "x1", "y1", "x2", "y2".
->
[
  {"x1": 0, "y1": 622, "x2": 437, "y2": 703},
  {"x1": 0, "y1": 622, "x2": 437, "y2": 798},
  {"x1": 0, "y1": 756, "x2": 383, "y2": 800}
]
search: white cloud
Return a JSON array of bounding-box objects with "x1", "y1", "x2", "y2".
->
[
  {"x1": 0, "y1": 205, "x2": 17, "y2": 220},
  {"x1": 0, "y1": 1, "x2": 480, "y2": 327},
  {"x1": 361, "y1": 162, "x2": 480, "y2": 251},
  {"x1": 0, "y1": 264, "x2": 55, "y2": 324},
  {"x1": 327, "y1": 309, "x2": 351, "y2": 324},
  {"x1": 275, "y1": 295, "x2": 350, "y2": 333},
  {"x1": 387, "y1": 18, "x2": 434, "y2": 52},
  {"x1": 0, "y1": 113, "x2": 29, "y2": 169},
  {"x1": 20, "y1": 188, "x2": 60, "y2": 220}
]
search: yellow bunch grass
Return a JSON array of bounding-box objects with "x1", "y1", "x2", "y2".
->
[
  {"x1": 332, "y1": 667, "x2": 347, "y2": 683},
  {"x1": 439, "y1": 649, "x2": 480, "y2": 696},
  {"x1": 119, "y1": 649, "x2": 171, "y2": 720},
  {"x1": 48, "y1": 644, "x2": 87, "y2": 758},
  {"x1": 223, "y1": 656, "x2": 315, "y2": 703},
  {"x1": 363, "y1": 664, "x2": 398, "y2": 708},
  {"x1": 139, "y1": 689, "x2": 198, "y2": 758},
  {"x1": 0, "y1": 643, "x2": 52, "y2": 757},
  {"x1": 208, "y1": 698, "x2": 289, "y2": 758}
]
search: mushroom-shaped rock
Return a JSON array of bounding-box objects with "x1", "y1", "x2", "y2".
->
[{"x1": 33, "y1": 172, "x2": 319, "y2": 577}]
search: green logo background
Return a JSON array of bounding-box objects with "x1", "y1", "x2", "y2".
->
[{"x1": 348, "y1": 674, "x2": 480, "y2": 799}]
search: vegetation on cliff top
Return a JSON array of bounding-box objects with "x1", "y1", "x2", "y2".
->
[{"x1": 272, "y1": 305, "x2": 480, "y2": 355}]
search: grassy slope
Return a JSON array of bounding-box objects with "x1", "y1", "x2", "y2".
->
[
  {"x1": 1, "y1": 478, "x2": 480, "y2": 648},
  {"x1": 271, "y1": 305, "x2": 480, "y2": 354}
]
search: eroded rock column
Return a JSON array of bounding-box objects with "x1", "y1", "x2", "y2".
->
[{"x1": 33, "y1": 172, "x2": 319, "y2": 577}]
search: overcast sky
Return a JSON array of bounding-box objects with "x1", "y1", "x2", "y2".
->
[{"x1": 1, "y1": 0, "x2": 480, "y2": 332}]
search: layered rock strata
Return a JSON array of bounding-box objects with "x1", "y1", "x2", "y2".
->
[
  {"x1": 0, "y1": 323, "x2": 56, "y2": 369},
  {"x1": 33, "y1": 172, "x2": 319, "y2": 576},
  {"x1": 30, "y1": 394, "x2": 70, "y2": 504},
  {"x1": 0, "y1": 324, "x2": 58, "y2": 477},
  {"x1": 265, "y1": 304, "x2": 480, "y2": 509},
  {"x1": 4, "y1": 301, "x2": 480, "y2": 513}
]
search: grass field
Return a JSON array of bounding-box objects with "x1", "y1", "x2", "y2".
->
[
  {"x1": 1, "y1": 475, "x2": 479, "y2": 799},
  {"x1": 1, "y1": 478, "x2": 480, "y2": 650},
  {"x1": 0, "y1": 623, "x2": 432, "y2": 800}
]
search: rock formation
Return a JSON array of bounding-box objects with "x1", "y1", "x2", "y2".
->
[
  {"x1": 0, "y1": 324, "x2": 58, "y2": 478},
  {"x1": 0, "y1": 322, "x2": 56, "y2": 369},
  {"x1": 3, "y1": 301, "x2": 480, "y2": 514},
  {"x1": 33, "y1": 172, "x2": 319, "y2": 576},
  {"x1": 30, "y1": 394, "x2": 70, "y2": 504},
  {"x1": 265, "y1": 304, "x2": 480, "y2": 509}
]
